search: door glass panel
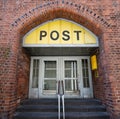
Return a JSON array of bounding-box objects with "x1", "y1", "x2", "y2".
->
[
  {"x1": 65, "y1": 79, "x2": 78, "y2": 91},
  {"x1": 82, "y1": 59, "x2": 90, "y2": 88},
  {"x1": 64, "y1": 61, "x2": 78, "y2": 92},
  {"x1": 44, "y1": 80, "x2": 56, "y2": 90},
  {"x1": 44, "y1": 61, "x2": 56, "y2": 78},
  {"x1": 32, "y1": 59, "x2": 39, "y2": 88},
  {"x1": 65, "y1": 61, "x2": 71, "y2": 68},
  {"x1": 65, "y1": 70, "x2": 71, "y2": 78},
  {"x1": 65, "y1": 80, "x2": 71, "y2": 91},
  {"x1": 45, "y1": 61, "x2": 56, "y2": 68},
  {"x1": 45, "y1": 70, "x2": 56, "y2": 78},
  {"x1": 43, "y1": 61, "x2": 57, "y2": 93}
]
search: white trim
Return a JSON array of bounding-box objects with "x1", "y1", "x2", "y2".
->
[
  {"x1": 29, "y1": 57, "x2": 40, "y2": 98},
  {"x1": 23, "y1": 44, "x2": 99, "y2": 47}
]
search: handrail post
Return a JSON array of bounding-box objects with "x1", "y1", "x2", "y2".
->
[
  {"x1": 61, "y1": 80, "x2": 65, "y2": 119},
  {"x1": 57, "y1": 80, "x2": 65, "y2": 119},
  {"x1": 57, "y1": 80, "x2": 61, "y2": 119},
  {"x1": 62, "y1": 95, "x2": 65, "y2": 119},
  {"x1": 58, "y1": 95, "x2": 60, "y2": 119}
]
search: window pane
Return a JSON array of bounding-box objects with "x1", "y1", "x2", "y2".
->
[
  {"x1": 44, "y1": 80, "x2": 56, "y2": 90},
  {"x1": 45, "y1": 61, "x2": 56, "y2": 68},
  {"x1": 83, "y1": 78, "x2": 90, "y2": 87},
  {"x1": 64, "y1": 61, "x2": 77, "y2": 78},
  {"x1": 65, "y1": 79, "x2": 78, "y2": 91},
  {"x1": 32, "y1": 59, "x2": 39, "y2": 88},
  {"x1": 65, "y1": 80, "x2": 72, "y2": 91},
  {"x1": 45, "y1": 70, "x2": 56, "y2": 78},
  {"x1": 65, "y1": 70, "x2": 71, "y2": 78},
  {"x1": 82, "y1": 59, "x2": 90, "y2": 88},
  {"x1": 64, "y1": 61, "x2": 78, "y2": 92},
  {"x1": 44, "y1": 61, "x2": 56, "y2": 78},
  {"x1": 65, "y1": 61, "x2": 71, "y2": 68}
]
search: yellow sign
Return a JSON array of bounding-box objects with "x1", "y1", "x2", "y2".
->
[
  {"x1": 91, "y1": 55, "x2": 98, "y2": 70},
  {"x1": 23, "y1": 19, "x2": 98, "y2": 46}
]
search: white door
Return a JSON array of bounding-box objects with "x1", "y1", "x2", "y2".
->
[
  {"x1": 29, "y1": 57, "x2": 93, "y2": 98},
  {"x1": 62, "y1": 58, "x2": 79, "y2": 96},
  {"x1": 81, "y1": 58, "x2": 93, "y2": 98},
  {"x1": 41, "y1": 57, "x2": 59, "y2": 96}
]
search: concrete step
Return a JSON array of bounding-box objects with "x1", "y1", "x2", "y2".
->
[
  {"x1": 21, "y1": 98, "x2": 102, "y2": 106},
  {"x1": 14, "y1": 112, "x2": 110, "y2": 119},
  {"x1": 14, "y1": 98, "x2": 110, "y2": 119},
  {"x1": 16, "y1": 105, "x2": 106, "y2": 112}
]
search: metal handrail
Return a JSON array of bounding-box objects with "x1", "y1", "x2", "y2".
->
[
  {"x1": 57, "y1": 80, "x2": 65, "y2": 119},
  {"x1": 61, "y1": 80, "x2": 65, "y2": 119},
  {"x1": 57, "y1": 80, "x2": 61, "y2": 119},
  {"x1": 57, "y1": 80, "x2": 61, "y2": 94}
]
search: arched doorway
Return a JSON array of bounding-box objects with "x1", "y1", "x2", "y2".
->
[{"x1": 23, "y1": 18, "x2": 99, "y2": 98}]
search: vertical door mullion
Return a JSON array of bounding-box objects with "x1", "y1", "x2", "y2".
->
[
  {"x1": 34, "y1": 60, "x2": 36, "y2": 86},
  {"x1": 29, "y1": 59, "x2": 33, "y2": 98},
  {"x1": 63, "y1": 58, "x2": 66, "y2": 94},
  {"x1": 57, "y1": 58, "x2": 59, "y2": 94},
  {"x1": 84, "y1": 59, "x2": 87, "y2": 87},
  {"x1": 80, "y1": 58, "x2": 83, "y2": 97},
  {"x1": 55, "y1": 60, "x2": 57, "y2": 93},
  {"x1": 88, "y1": 58, "x2": 93, "y2": 97},
  {"x1": 74, "y1": 62, "x2": 77, "y2": 90},
  {"x1": 62, "y1": 57, "x2": 65, "y2": 94},
  {"x1": 71, "y1": 62, "x2": 74, "y2": 91},
  {"x1": 38, "y1": 58, "x2": 41, "y2": 98}
]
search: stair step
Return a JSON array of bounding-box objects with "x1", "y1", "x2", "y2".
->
[
  {"x1": 14, "y1": 112, "x2": 109, "y2": 119},
  {"x1": 65, "y1": 99, "x2": 102, "y2": 105},
  {"x1": 16, "y1": 105, "x2": 58, "y2": 112},
  {"x1": 66, "y1": 112, "x2": 110, "y2": 119},
  {"x1": 14, "y1": 98, "x2": 110, "y2": 119},
  {"x1": 21, "y1": 98, "x2": 102, "y2": 105},
  {"x1": 21, "y1": 99, "x2": 58, "y2": 105},
  {"x1": 16, "y1": 105, "x2": 106, "y2": 112},
  {"x1": 14, "y1": 112, "x2": 57, "y2": 119},
  {"x1": 65, "y1": 105, "x2": 106, "y2": 112}
]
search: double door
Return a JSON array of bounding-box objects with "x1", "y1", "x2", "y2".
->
[{"x1": 29, "y1": 57, "x2": 93, "y2": 98}]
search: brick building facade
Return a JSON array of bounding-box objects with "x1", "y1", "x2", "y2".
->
[{"x1": 0, "y1": 0, "x2": 120, "y2": 119}]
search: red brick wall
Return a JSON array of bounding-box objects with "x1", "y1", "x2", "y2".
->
[
  {"x1": 0, "y1": 0, "x2": 120, "y2": 119},
  {"x1": 17, "y1": 48, "x2": 30, "y2": 101}
]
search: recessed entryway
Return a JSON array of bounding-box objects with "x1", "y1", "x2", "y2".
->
[{"x1": 29, "y1": 56, "x2": 93, "y2": 98}]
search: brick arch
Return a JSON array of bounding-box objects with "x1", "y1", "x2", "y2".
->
[
  {"x1": 10, "y1": 0, "x2": 111, "y2": 117},
  {"x1": 12, "y1": 1, "x2": 108, "y2": 102},
  {"x1": 11, "y1": 0, "x2": 110, "y2": 37},
  {"x1": 10, "y1": 0, "x2": 111, "y2": 101}
]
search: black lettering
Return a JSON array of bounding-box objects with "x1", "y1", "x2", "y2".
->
[
  {"x1": 74, "y1": 31, "x2": 81, "y2": 40},
  {"x1": 50, "y1": 31, "x2": 59, "y2": 40},
  {"x1": 40, "y1": 31, "x2": 47, "y2": 40},
  {"x1": 62, "y1": 30, "x2": 70, "y2": 41}
]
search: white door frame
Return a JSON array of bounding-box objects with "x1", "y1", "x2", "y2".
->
[
  {"x1": 29, "y1": 56, "x2": 93, "y2": 98},
  {"x1": 40, "y1": 57, "x2": 59, "y2": 98}
]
